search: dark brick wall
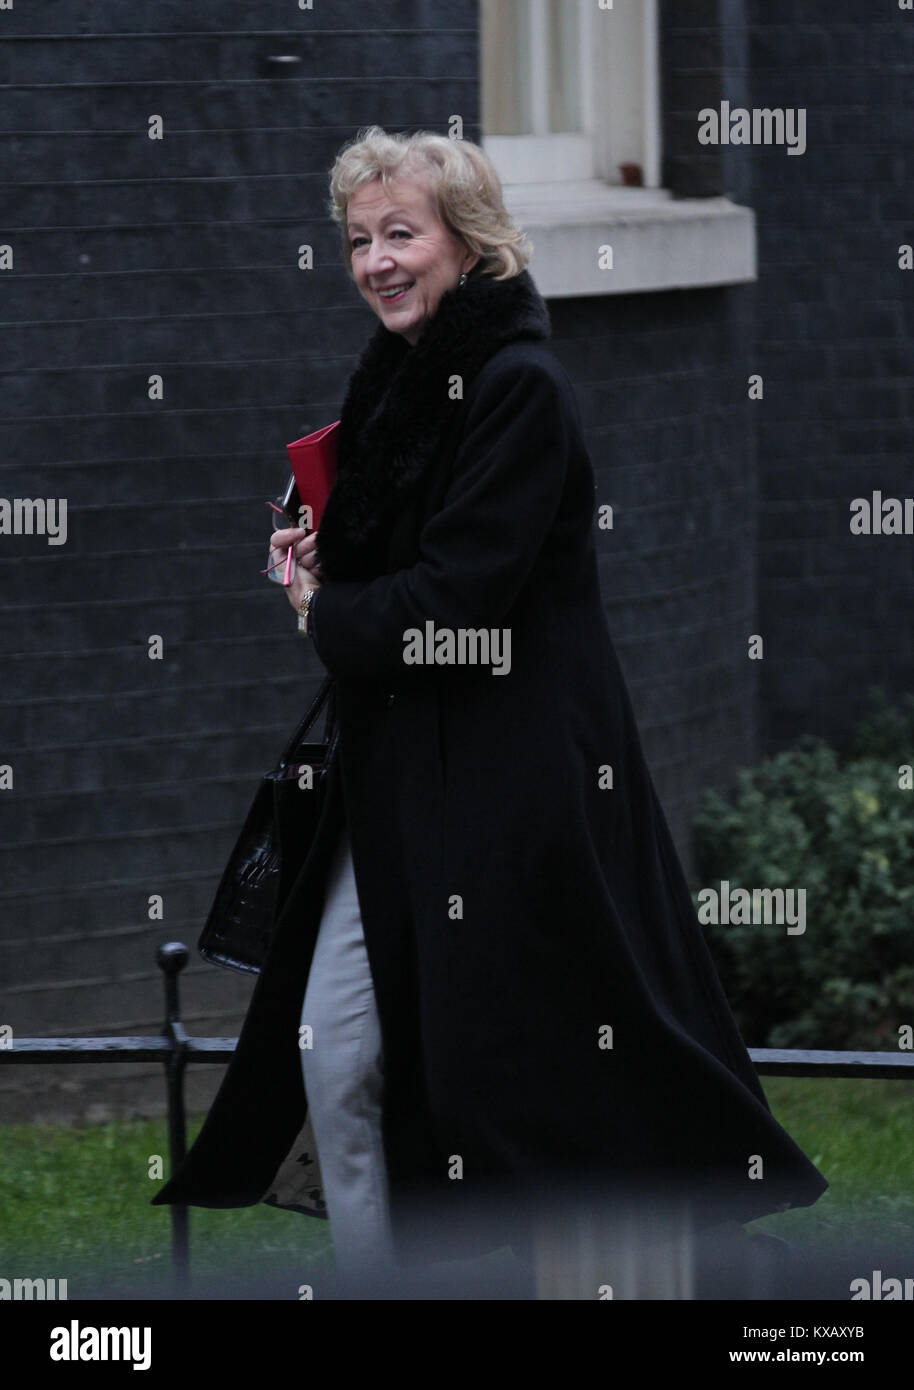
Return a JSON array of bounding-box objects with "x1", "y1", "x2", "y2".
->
[
  {"x1": 746, "y1": 0, "x2": 914, "y2": 751},
  {"x1": 0, "y1": 0, "x2": 480, "y2": 1120},
  {"x1": 661, "y1": 0, "x2": 728, "y2": 196},
  {"x1": 547, "y1": 287, "x2": 758, "y2": 870},
  {"x1": 594, "y1": 0, "x2": 758, "y2": 854}
]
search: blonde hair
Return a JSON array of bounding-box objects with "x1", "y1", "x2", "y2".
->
[{"x1": 326, "y1": 125, "x2": 532, "y2": 282}]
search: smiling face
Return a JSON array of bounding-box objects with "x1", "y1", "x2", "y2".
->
[{"x1": 346, "y1": 175, "x2": 480, "y2": 345}]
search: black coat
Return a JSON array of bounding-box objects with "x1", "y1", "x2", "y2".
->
[{"x1": 153, "y1": 267, "x2": 827, "y2": 1258}]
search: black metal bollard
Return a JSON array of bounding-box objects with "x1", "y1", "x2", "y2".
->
[{"x1": 157, "y1": 942, "x2": 190, "y2": 1292}]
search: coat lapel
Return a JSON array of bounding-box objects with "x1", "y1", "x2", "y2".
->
[{"x1": 315, "y1": 267, "x2": 552, "y2": 581}]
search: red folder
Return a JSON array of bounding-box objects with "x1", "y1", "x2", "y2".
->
[{"x1": 284, "y1": 420, "x2": 340, "y2": 530}]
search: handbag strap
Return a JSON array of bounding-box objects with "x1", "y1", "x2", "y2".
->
[{"x1": 276, "y1": 675, "x2": 336, "y2": 771}]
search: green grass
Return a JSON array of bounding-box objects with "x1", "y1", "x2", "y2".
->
[
  {"x1": 1, "y1": 1077, "x2": 912, "y2": 1297},
  {"x1": 0, "y1": 1114, "x2": 333, "y2": 1298},
  {"x1": 744, "y1": 1076, "x2": 914, "y2": 1249}
]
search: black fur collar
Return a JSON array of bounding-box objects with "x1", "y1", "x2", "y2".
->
[{"x1": 315, "y1": 266, "x2": 551, "y2": 581}]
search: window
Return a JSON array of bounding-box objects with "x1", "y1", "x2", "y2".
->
[
  {"x1": 478, "y1": 0, "x2": 756, "y2": 298},
  {"x1": 480, "y1": 0, "x2": 661, "y2": 189}
]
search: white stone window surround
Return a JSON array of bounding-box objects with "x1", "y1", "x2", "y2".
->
[{"x1": 500, "y1": 180, "x2": 757, "y2": 298}]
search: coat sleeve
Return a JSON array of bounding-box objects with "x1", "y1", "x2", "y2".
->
[{"x1": 309, "y1": 355, "x2": 573, "y2": 682}]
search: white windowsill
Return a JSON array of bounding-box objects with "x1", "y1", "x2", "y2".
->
[{"x1": 502, "y1": 181, "x2": 757, "y2": 298}]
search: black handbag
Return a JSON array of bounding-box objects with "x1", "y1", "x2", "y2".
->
[{"x1": 198, "y1": 676, "x2": 340, "y2": 975}]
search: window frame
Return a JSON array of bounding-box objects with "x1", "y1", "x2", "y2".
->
[
  {"x1": 477, "y1": 0, "x2": 757, "y2": 299},
  {"x1": 481, "y1": 0, "x2": 661, "y2": 190}
]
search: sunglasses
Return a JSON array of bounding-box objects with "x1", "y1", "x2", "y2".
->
[{"x1": 262, "y1": 498, "x2": 309, "y2": 586}]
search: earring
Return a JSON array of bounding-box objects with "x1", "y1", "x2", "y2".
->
[{"x1": 458, "y1": 272, "x2": 468, "y2": 288}]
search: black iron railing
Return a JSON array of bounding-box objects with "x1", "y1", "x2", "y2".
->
[{"x1": 2, "y1": 940, "x2": 913, "y2": 1290}]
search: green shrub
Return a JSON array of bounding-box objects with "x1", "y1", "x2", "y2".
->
[
  {"x1": 850, "y1": 686, "x2": 914, "y2": 761},
  {"x1": 692, "y1": 689, "x2": 914, "y2": 1050}
]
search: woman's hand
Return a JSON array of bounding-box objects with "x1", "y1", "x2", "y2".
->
[{"x1": 269, "y1": 526, "x2": 323, "y2": 610}]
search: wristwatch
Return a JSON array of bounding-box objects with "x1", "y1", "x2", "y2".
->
[{"x1": 297, "y1": 587, "x2": 317, "y2": 637}]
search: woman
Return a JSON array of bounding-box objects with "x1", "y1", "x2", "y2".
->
[{"x1": 153, "y1": 126, "x2": 827, "y2": 1287}]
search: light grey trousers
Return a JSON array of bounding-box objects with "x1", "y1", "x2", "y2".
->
[
  {"x1": 299, "y1": 821, "x2": 398, "y2": 1278},
  {"x1": 297, "y1": 823, "x2": 699, "y2": 1296}
]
